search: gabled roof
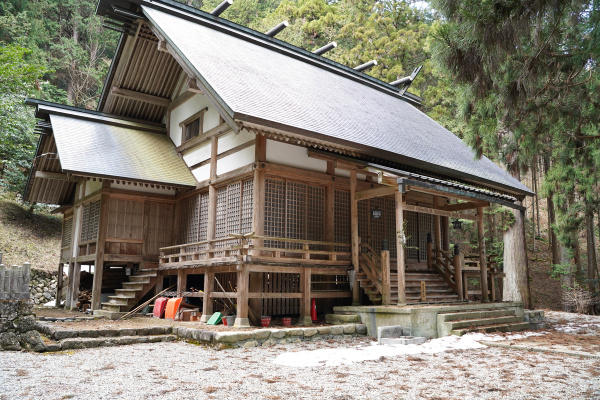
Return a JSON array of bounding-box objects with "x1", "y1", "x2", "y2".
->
[
  {"x1": 25, "y1": 100, "x2": 196, "y2": 204},
  {"x1": 135, "y1": 2, "x2": 532, "y2": 197}
]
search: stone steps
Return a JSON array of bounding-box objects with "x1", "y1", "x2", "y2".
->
[
  {"x1": 325, "y1": 314, "x2": 361, "y2": 324},
  {"x1": 437, "y1": 308, "x2": 529, "y2": 337},
  {"x1": 450, "y1": 322, "x2": 530, "y2": 336},
  {"x1": 46, "y1": 335, "x2": 176, "y2": 351}
]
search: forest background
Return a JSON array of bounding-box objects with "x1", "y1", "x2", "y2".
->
[{"x1": 0, "y1": 0, "x2": 599, "y2": 312}]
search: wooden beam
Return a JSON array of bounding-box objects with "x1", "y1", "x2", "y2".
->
[
  {"x1": 403, "y1": 204, "x2": 479, "y2": 221},
  {"x1": 443, "y1": 201, "x2": 488, "y2": 212},
  {"x1": 157, "y1": 39, "x2": 169, "y2": 53},
  {"x1": 35, "y1": 171, "x2": 70, "y2": 181},
  {"x1": 300, "y1": 267, "x2": 312, "y2": 325},
  {"x1": 176, "y1": 122, "x2": 231, "y2": 154},
  {"x1": 350, "y1": 170, "x2": 360, "y2": 305},
  {"x1": 355, "y1": 185, "x2": 396, "y2": 201},
  {"x1": 186, "y1": 77, "x2": 203, "y2": 94},
  {"x1": 91, "y1": 193, "x2": 109, "y2": 311},
  {"x1": 167, "y1": 91, "x2": 195, "y2": 112},
  {"x1": 395, "y1": 190, "x2": 406, "y2": 305},
  {"x1": 307, "y1": 150, "x2": 378, "y2": 176},
  {"x1": 110, "y1": 86, "x2": 170, "y2": 108}
]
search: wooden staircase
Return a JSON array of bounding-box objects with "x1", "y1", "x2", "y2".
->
[
  {"x1": 405, "y1": 268, "x2": 460, "y2": 304},
  {"x1": 94, "y1": 269, "x2": 158, "y2": 319}
]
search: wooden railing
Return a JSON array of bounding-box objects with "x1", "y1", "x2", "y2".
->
[
  {"x1": 159, "y1": 234, "x2": 352, "y2": 267},
  {"x1": 359, "y1": 243, "x2": 392, "y2": 305},
  {"x1": 428, "y1": 245, "x2": 458, "y2": 294},
  {"x1": 462, "y1": 254, "x2": 503, "y2": 301}
]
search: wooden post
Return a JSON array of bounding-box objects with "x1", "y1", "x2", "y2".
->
[
  {"x1": 350, "y1": 170, "x2": 360, "y2": 305},
  {"x1": 55, "y1": 263, "x2": 64, "y2": 307},
  {"x1": 427, "y1": 241, "x2": 434, "y2": 270},
  {"x1": 300, "y1": 267, "x2": 312, "y2": 325},
  {"x1": 234, "y1": 264, "x2": 250, "y2": 327},
  {"x1": 477, "y1": 206, "x2": 489, "y2": 302},
  {"x1": 200, "y1": 271, "x2": 214, "y2": 322},
  {"x1": 154, "y1": 272, "x2": 164, "y2": 295},
  {"x1": 177, "y1": 269, "x2": 187, "y2": 293},
  {"x1": 453, "y1": 245, "x2": 463, "y2": 301},
  {"x1": 70, "y1": 263, "x2": 82, "y2": 310},
  {"x1": 381, "y1": 250, "x2": 391, "y2": 305},
  {"x1": 442, "y1": 216, "x2": 450, "y2": 252},
  {"x1": 91, "y1": 193, "x2": 109, "y2": 311},
  {"x1": 433, "y1": 196, "x2": 441, "y2": 250},
  {"x1": 395, "y1": 190, "x2": 406, "y2": 305}
]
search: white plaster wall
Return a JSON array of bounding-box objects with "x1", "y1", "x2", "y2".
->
[
  {"x1": 183, "y1": 141, "x2": 212, "y2": 167},
  {"x1": 334, "y1": 169, "x2": 366, "y2": 181},
  {"x1": 217, "y1": 145, "x2": 255, "y2": 175},
  {"x1": 169, "y1": 94, "x2": 211, "y2": 147},
  {"x1": 218, "y1": 129, "x2": 255, "y2": 154},
  {"x1": 266, "y1": 140, "x2": 327, "y2": 173},
  {"x1": 72, "y1": 206, "x2": 83, "y2": 258},
  {"x1": 109, "y1": 181, "x2": 176, "y2": 196},
  {"x1": 192, "y1": 164, "x2": 211, "y2": 182},
  {"x1": 84, "y1": 180, "x2": 102, "y2": 196}
]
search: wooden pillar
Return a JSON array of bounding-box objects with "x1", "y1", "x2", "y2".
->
[
  {"x1": 200, "y1": 271, "x2": 214, "y2": 322},
  {"x1": 381, "y1": 250, "x2": 391, "y2": 305},
  {"x1": 251, "y1": 167, "x2": 265, "y2": 255},
  {"x1": 427, "y1": 242, "x2": 434, "y2": 270},
  {"x1": 154, "y1": 272, "x2": 164, "y2": 295},
  {"x1": 453, "y1": 246, "x2": 463, "y2": 301},
  {"x1": 350, "y1": 170, "x2": 360, "y2": 305},
  {"x1": 234, "y1": 264, "x2": 250, "y2": 327},
  {"x1": 177, "y1": 269, "x2": 187, "y2": 293},
  {"x1": 300, "y1": 267, "x2": 312, "y2": 325},
  {"x1": 69, "y1": 263, "x2": 82, "y2": 310},
  {"x1": 477, "y1": 206, "x2": 489, "y2": 302},
  {"x1": 91, "y1": 193, "x2": 109, "y2": 311},
  {"x1": 55, "y1": 263, "x2": 64, "y2": 307},
  {"x1": 395, "y1": 190, "x2": 406, "y2": 305},
  {"x1": 433, "y1": 196, "x2": 441, "y2": 250},
  {"x1": 442, "y1": 216, "x2": 450, "y2": 252}
]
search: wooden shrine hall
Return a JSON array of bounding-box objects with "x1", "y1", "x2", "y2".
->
[{"x1": 23, "y1": 0, "x2": 533, "y2": 326}]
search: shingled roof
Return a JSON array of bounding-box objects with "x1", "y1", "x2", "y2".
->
[{"x1": 135, "y1": 2, "x2": 532, "y2": 197}]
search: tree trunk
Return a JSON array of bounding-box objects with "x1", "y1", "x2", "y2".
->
[
  {"x1": 503, "y1": 202, "x2": 531, "y2": 307},
  {"x1": 559, "y1": 242, "x2": 573, "y2": 312},
  {"x1": 587, "y1": 209, "x2": 598, "y2": 295},
  {"x1": 544, "y1": 156, "x2": 559, "y2": 266}
]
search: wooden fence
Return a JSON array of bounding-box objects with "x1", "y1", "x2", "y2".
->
[{"x1": 0, "y1": 253, "x2": 32, "y2": 301}]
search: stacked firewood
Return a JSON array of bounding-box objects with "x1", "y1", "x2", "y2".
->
[{"x1": 77, "y1": 289, "x2": 92, "y2": 308}]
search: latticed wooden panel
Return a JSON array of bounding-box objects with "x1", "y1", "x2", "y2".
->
[
  {"x1": 214, "y1": 179, "x2": 254, "y2": 250},
  {"x1": 260, "y1": 272, "x2": 300, "y2": 316},
  {"x1": 383, "y1": 195, "x2": 397, "y2": 258},
  {"x1": 241, "y1": 179, "x2": 254, "y2": 234},
  {"x1": 80, "y1": 200, "x2": 101, "y2": 242},
  {"x1": 357, "y1": 196, "x2": 397, "y2": 257},
  {"x1": 179, "y1": 192, "x2": 209, "y2": 251},
  {"x1": 418, "y1": 212, "x2": 434, "y2": 262},
  {"x1": 264, "y1": 178, "x2": 325, "y2": 249},
  {"x1": 334, "y1": 190, "x2": 350, "y2": 250},
  {"x1": 264, "y1": 178, "x2": 285, "y2": 247},
  {"x1": 405, "y1": 208, "x2": 419, "y2": 260},
  {"x1": 215, "y1": 187, "x2": 228, "y2": 240},
  {"x1": 61, "y1": 218, "x2": 73, "y2": 248}
]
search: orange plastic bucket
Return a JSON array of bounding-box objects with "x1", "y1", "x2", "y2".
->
[{"x1": 164, "y1": 298, "x2": 183, "y2": 320}]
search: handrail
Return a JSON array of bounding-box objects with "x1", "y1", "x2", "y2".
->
[
  {"x1": 249, "y1": 235, "x2": 350, "y2": 247},
  {"x1": 160, "y1": 236, "x2": 238, "y2": 252},
  {"x1": 360, "y1": 243, "x2": 382, "y2": 265}
]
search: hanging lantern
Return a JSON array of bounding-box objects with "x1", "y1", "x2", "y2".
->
[
  {"x1": 371, "y1": 208, "x2": 382, "y2": 220},
  {"x1": 451, "y1": 219, "x2": 462, "y2": 229}
]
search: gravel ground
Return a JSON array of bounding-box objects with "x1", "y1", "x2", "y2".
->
[{"x1": 1, "y1": 311, "x2": 599, "y2": 400}]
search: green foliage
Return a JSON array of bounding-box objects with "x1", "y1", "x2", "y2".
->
[{"x1": 0, "y1": 44, "x2": 45, "y2": 193}]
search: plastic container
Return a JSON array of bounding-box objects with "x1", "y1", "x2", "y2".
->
[
  {"x1": 153, "y1": 297, "x2": 169, "y2": 319},
  {"x1": 261, "y1": 316, "x2": 271, "y2": 327},
  {"x1": 225, "y1": 315, "x2": 236, "y2": 327},
  {"x1": 281, "y1": 317, "x2": 292, "y2": 326},
  {"x1": 164, "y1": 298, "x2": 183, "y2": 320}
]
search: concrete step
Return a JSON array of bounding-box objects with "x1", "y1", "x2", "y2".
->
[
  {"x1": 122, "y1": 282, "x2": 145, "y2": 291},
  {"x1": 325, "y1": 314, "x2": 362, "y2": 324},
  {"x1": 100, "y1": 303, "x2": 124, "y2": 312},
  {"x1": 451, "y1": 322, "x2": 530, "y2": 336},
  {"x1": 438, "y1": 309, "x2": 516, "y2": 323},
  {"x1": 107, "y1": 296, "x2": 133, "y2": 306},
  {"x1": 129, "y1": 275, "x2": 154, "y2": 283},
  {"x1": 446, "y1": 315, "x2": 523, "y2": 330},
  {"x1": 93, "y1": 309, "x2": 127, "y2": 320},
  {"x1": 114, "y1": 288, "x2": 139, "y2": 297}
]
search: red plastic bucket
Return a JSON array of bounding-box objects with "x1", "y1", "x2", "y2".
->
[
  {"x1": 282, "y1": 317, "x2": 291, "y2": 326},
  {"x1": 261, "y1": 316, "x2": 271, "y2": 327}
]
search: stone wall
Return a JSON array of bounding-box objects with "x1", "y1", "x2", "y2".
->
[
  {"x1": 29, "y1": 269, "x2": 61, "y2": 305},
  {"x1": 0, "y1": 261, "x2": 46, "y2": 352}
]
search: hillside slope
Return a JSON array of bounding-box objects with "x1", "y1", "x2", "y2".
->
[{"x1": 0, "y1": 195, "x2": 62, "y2": 272}]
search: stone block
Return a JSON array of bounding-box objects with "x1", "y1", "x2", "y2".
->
[
  {"x1": 303, "y1": 328, "x2": 318, "y2": 337},
  {"x1": 147, "y1": 326, "x2": 167, "y2": 336},
  {"x1": 356, "y1": 324, "x2": 367, "y2": 335},
  {"x1": 15, "y1": 315, "x2": 37, "y2": 333},
  {"x1": 271, "y1": 330, "x2": 285, "y2": 339},
  {"x1": 78, "y1": 330, "x2": 100, "y2": 338},
  {"x1": 45, "y1": 343, "x2": 61, "y2": 352},
  {"x1": 214, "y1": 332, "x2": 238, "y2": 343},
  {"x1": 118, "y1": 328, "x2": 137, "y2": 337},
  {"x1": 342, "y1": 325, "x2": 356, "y2": 334},
  {"x1": 317, "y1": 327, "x2": 331, "y2": 335},
  {"x1": 237, "y1": 331, "x2": 253, "y2": 341},
  {"x1": 330, "y1": 326, "x2": 344, "y2": 335},
  {"x1": 377, "y1": 326, "x2": 403, "y2": 343},
  {"x1": 243, "y1": 340, "x2": 258, "y2": 348},
  {"x1": 191, "y1": 329, "x2": 203, "y2": 341},
  {"x1": 253, "y1": 330, "x2": 271, "y2": 340},
  {"x1": 54, "y1": 330, "x2": 77, "y2": 340},
  {"x1": 60, "y1": 339, "x2": 87, "y2": 350},
  {"x1": 19, "y1": 330, "x2": 47, "y2": 352},
  {"x1": 380, "y1": 336, "x2": 426, "y2": 345},
  {"x1": 200, "y1": 331, "x2": 215, "y2": 342},
  {"x1": 137, "y1": 327, "x2": 149, "y2": 336},
  {"x1": 287, "y1": 328, "x2": 304, "y2": 337},
  {"x1": 101, "y1": 329, "x2": 119, "y2": 337},
  {"x1": 0, "y1": 332, "x2": 21, "y2": 351},
  {"x1": 261, "y1": 339, "x2": 275, "y2": 347}
]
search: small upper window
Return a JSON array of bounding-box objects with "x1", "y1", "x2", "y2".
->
[{"x1": 179, "y1": 107, "x2": 207, "y2": 143}]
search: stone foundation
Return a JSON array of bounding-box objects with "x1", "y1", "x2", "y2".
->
[{"x1": 0, "y1": 299, "x2": 45, "y2": 352}]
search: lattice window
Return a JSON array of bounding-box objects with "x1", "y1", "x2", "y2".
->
[
  {"x1": 241, "y1": 180, "x2": 254, "y2": 234},
  {"x1": 307, "y1": 185, "x2": 325, "y2": 248},
  {"x1": 179, "y1": 192, "x2": 209, "y2": 250},
  {"x1": 334, "y1": 190, "x2": 350, "y2": 251},
  {"x1": 384, "y1": 196, "x2": 397, "y2": 258},
  {"x1": 405, "y1": 208, "x2": 419, "y2": 260},
  {"x1": 198, "y1": 192, "x2": 209, "y2": 244},
  {"x1": 264, "y1": 178, "x2": 285, "y2": 247},
  {"x1": 61, "y1": 218, "x2": 73, "y2": 248},
  {"x1": 418, "y1": 213, "x2": 434, "y2": 262},
  {"x1": 358, "y1": 199, "x2": 369, "y2": 252},
  {"x1": 226, "y1": 182, "x2": 242, "y2": 236},
  {"x1": 80, "y1": 200, "x2": 101, "y2": 242},
  {"x1": 286, "y1": 181, "x2": 306, "y2": 248},
  {"x1": 215, "y1": 187, "x2": 229, "y2": 240},
  {"x1": 215, "y1": 179, "x2": 253, "y2": 248}
]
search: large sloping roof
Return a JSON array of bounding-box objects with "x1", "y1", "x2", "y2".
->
[{"x1": 142, "y1": 4, "x2": 532, "y2": 196}]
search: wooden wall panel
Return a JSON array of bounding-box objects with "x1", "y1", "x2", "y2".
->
[
  {"x1": 145, "y1": 201, "x2": 176, "y2": 255},
  {"x1": 106, "y1": 198, "x2": 144, "y2": 240}
]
